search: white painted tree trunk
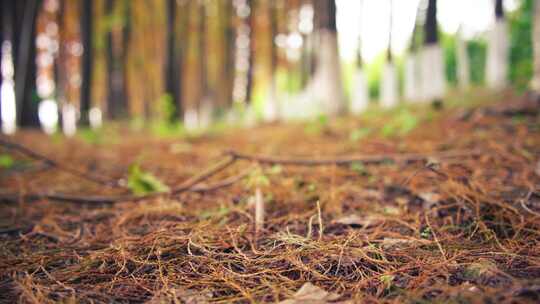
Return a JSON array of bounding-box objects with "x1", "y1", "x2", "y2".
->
[
  {"x1": 419, "y1": 44, "x2": 446, "y2": 102},
  {"x1": 404, "y1": 53, "x2": 420, "y2": 102},
  {"x1": 380, "y1": 62, "x2": 398, "y2": 108},
  {"x1": 263, "y1": 77, "x2": 279, "y2": 121},
  {"x1": 62, "y1": 103, "x2": 77, "y2": 137},
  {"x1": 486, "y1": 19, "x2": 509, "y2": 89},
  {"x1": 456, "y1": 31, "x2": 470, "y2": 90},
  {"x1": 532, "y1": 0, "x2": 540, "y2": 95},
  {"x1": 350, "y1": 68, "x2": 369, "y2": 113},
  {"x1": 311, "y1": 30, "x2": 346, "y2": 115},
  {"x1": 198, "y1": 97, "x2": 213, "y2": 129}
]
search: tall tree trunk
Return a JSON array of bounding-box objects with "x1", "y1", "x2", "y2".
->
[
  {"x1": 198, "y1": 1, "x2": 208, "y2": 105},
  {"x1": 424, "y1": 0, "x2": 438, "y2": 45},
  {"x1": 495, "y1": 0, "x2": 504, "y2": 19},
  {"x1": 120, "y1": 0, "x2": 131, "y2": 116},
  {"x1": 0, "y1": 0, "x2": 3, "y2": 130},
  {"x1": 263, "y1": 0, "x2": 279, "y2": 121},
  {"x1": 533, "y1": 0, "x2": 540, "y2": 99},
  {"x1": 420, "y1": 0, "x2": 445, "y2": 104},
  {"x1": 351, "y1": 0, "x2": 369, "y2": 113},
  {"x1": 105, "y1": 0, "x2": 116, "y2": 119},
  {"x1": 223, "y1": 0, "x2": 236, "y2": 107},
  {"x1": 105, "y1": 0, "x2": 130, "y2": 119},
  {"x1": 486, "y1": 0, "x2": 508, "y2": 89},
  {"x1": 312, "y1": 0, "x2": 345, "y2": 115},
  {"x1": 245, "y1": 0, "x2": 255, "y2": 105},
  {"x1": 79, "y1": 0, "x2": 93, "y2": 126},
  {"x1": 164, "y1": 0, "x2": 181, "y2": 121},
  {"x1": 15, "y1": 0, "x2": 42, "y2": 127},
  {"x1": 381, "y1": 0, "x2": 398, "y2": 108}
]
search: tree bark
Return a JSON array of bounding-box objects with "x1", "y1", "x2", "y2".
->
[
  {"x1": 198, "y1": 1, "x2": 208, "y2": 105},
  {"x1": 245, "y1": 0, "x2": 255, "y2": 104},
  {"x1": 0, "y1": 0, "x2": 3, "y2": 129},
  {"x1": 164, "y1": 0, "x2": 181, "y2": 121},
  {"x1": 424, "y1": 0, "x2": 438, "y2": 45},
  {"x1": 312, "y1": 0, "x2": 345, "y2": 115},
  {"x1": 105, "y1": 0, "x2": 130, "y2": 120},
  {"x1": 15, "y1": 0, "x2": 42, "y2": 128},
  {"x1": 223, "y1": 0, "x2": 236, "y2": 107},
  {"x1": 495, "y1": 0, "x2": 504, "y2": 19},
  {"x1": 79, "y1": 0, "x2": 93, "y2": 126},
  {"x1": 533, "y1": 0, "x2": 540, "y2": 98},
  {"x1": 420, "y1": 0, "x2": 445, "y2": 103}
]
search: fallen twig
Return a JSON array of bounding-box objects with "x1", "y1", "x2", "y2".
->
[
  {"x1": 0, "y1": 156, "x2": 238, "y2": 204},
  {"x1": 0, "y1": 137, "x2": 120, "y2": 187},
  {"x1": 0, "y1": 147, "x2": 481, "y2": 205},
  {"x1": 226, "y1": 149, "x2": 481, "y2": 166}
]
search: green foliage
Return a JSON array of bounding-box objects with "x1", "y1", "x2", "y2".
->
[
  {"x1": 442, "y1": 33, "x2": 458, "y2": 86},
  {"x1": 78, "y1": 129, "x2": 104, "y2": 145},
  {"x1": 245, "y1": 167, "x2": 270, "y2": 188},
  {"x1": 509, "y1": 0, "x2": 534, "y2": 91},
  {"x1": 350, "y1": 161, "x2": 368, "y2": 176},
  {"x1": 276, "y1": 68, "x2": 302, "y2": 94},
  {"x1": 127, "y1": 164, "x2": 170, "y2": 195},
  {"x1": 367, "y1": 53, "x2": 385, "y2": 99},
  {"x1": 0, "y1": 154, "x2": 14, "y2": 169},
  {"x1": 349, "y1": 127, "x2": 372, "y2": 142},
  {"x1": 304, "y1": 114, "x2": 329, "y2": 135},
  {"x1": 467, "y1": 38, "x2": 487, "y2": 85},
  {"x1": 381, "y1": 109, "x2": 418, "y2": 137},
  {"x1": 159, "y1": 94, "x2": 177, "y2": 123},
  {"x1": 420, "y1": 227, "x2": 432, "y2": 239}
]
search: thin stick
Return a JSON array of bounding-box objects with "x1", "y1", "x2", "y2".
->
[
  {"x1": 0, "y1": 156, "x2": 237, "y2": 204},
  {"x1": 0, "y1": 137, "x2": 119, "y2": 187},
  {"x1": 226, "y1": 149, "x2": 481, "y2": 166}
]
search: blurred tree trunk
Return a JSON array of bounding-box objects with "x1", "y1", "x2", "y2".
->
[
  {"x1": 56, "y1": 0, "x2": 66, "y2": 129},
  {"x1": 105, "y1": 0, "x2": 116, "y2": 118},
  {"x1": 420, "y1": 0, "x2": 445, "y2": 104},
  {"x1": 245, "y1": 0, "x2": 255, "y2": 105},
  {"x1": 222, "y1": 0, "x2": 236, "y2": 108},
  {"x1": 495, "y1": 0, "x2": 504, "y2": 19},
  {"x1": 105, "y1": 0, "x2": 130, "y2": 120},
  {"x1": 15, "y1": 0, "x2": 42, "y2": 127},
  {"x1": 79, "y1": 0, "x2": 93, "y2": 126},
  {"x1": 164, "y1": 0, "x2": 182, "y2": 121},
  {"x1": 263, "y1": 0, "x2": 279, "y2": 120},
  {"x1": 533, "y1": 0, "x2": 540, "y2": 99},
  {"x1": 120, "y1": 0, "x2": 131, "y2": 115},
  {"x1": 312, "y1": 0, "x2": 345, "y2": 115},
  {"x1": 269, "y1": 2, "x2": 277, "y2": 83},
  {"x1": 486, "y1": 0, "x2": 508, "y2": 89},
  {"x1": 198, "y1": 1, "x2": 208, "y2": 106},
  {"x1": 0, "y1": 1, "x2": 3, "y2": 129},
  {"x1": 424, "y1": 0, "x2": 438, "y2": 45}
]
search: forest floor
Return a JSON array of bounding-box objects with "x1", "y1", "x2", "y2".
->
[{"x1": 1, "y1": 91, "x2": 540, "y2": 303}]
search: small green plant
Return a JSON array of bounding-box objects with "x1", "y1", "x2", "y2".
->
[
  {"x1": 127, "y1": 164, "x2": 170, "y2": 196},
  {"x1": 350, "y1": 161, "x2": 368, "y2": 176},
  {"x1": 78, "y1": 128, "x2": 103, "y2": 145},
  {"x1": 420, "y1": 227, "x2": 432, "y2": 239},
  {"x1": 380, "y1": 274, "x2": 395, "y2": 290},
  {"x1": 304, "y1": 114, "x2": 329, "y2": 135},
  {"x1": 245, "y1": 167, "x2": 270, "y2": 188},
  {"x1": 0, "y1": 154, "x2": 14, "y2": 169},
  {"x1": 381, "y1": 109, "x2": 419, "y2": 137},
  {"x1": 349, "y1": 127, "x2": 371, "y2": 142}
]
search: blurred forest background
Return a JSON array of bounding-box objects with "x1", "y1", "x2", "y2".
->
[{"x1": 0, "y1": 0, "x2": 538, "y2": 136}]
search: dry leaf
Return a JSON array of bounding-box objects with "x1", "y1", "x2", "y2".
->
[
  {"x1": 279, "y1": 283, "x2": 342, "y2": 304},
  {"x1": 147, "y1": 288, "x2": 211, "y2": 304},
  {"x1": 334, "y1": 214, "x2": 381, "y2": 228}
]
